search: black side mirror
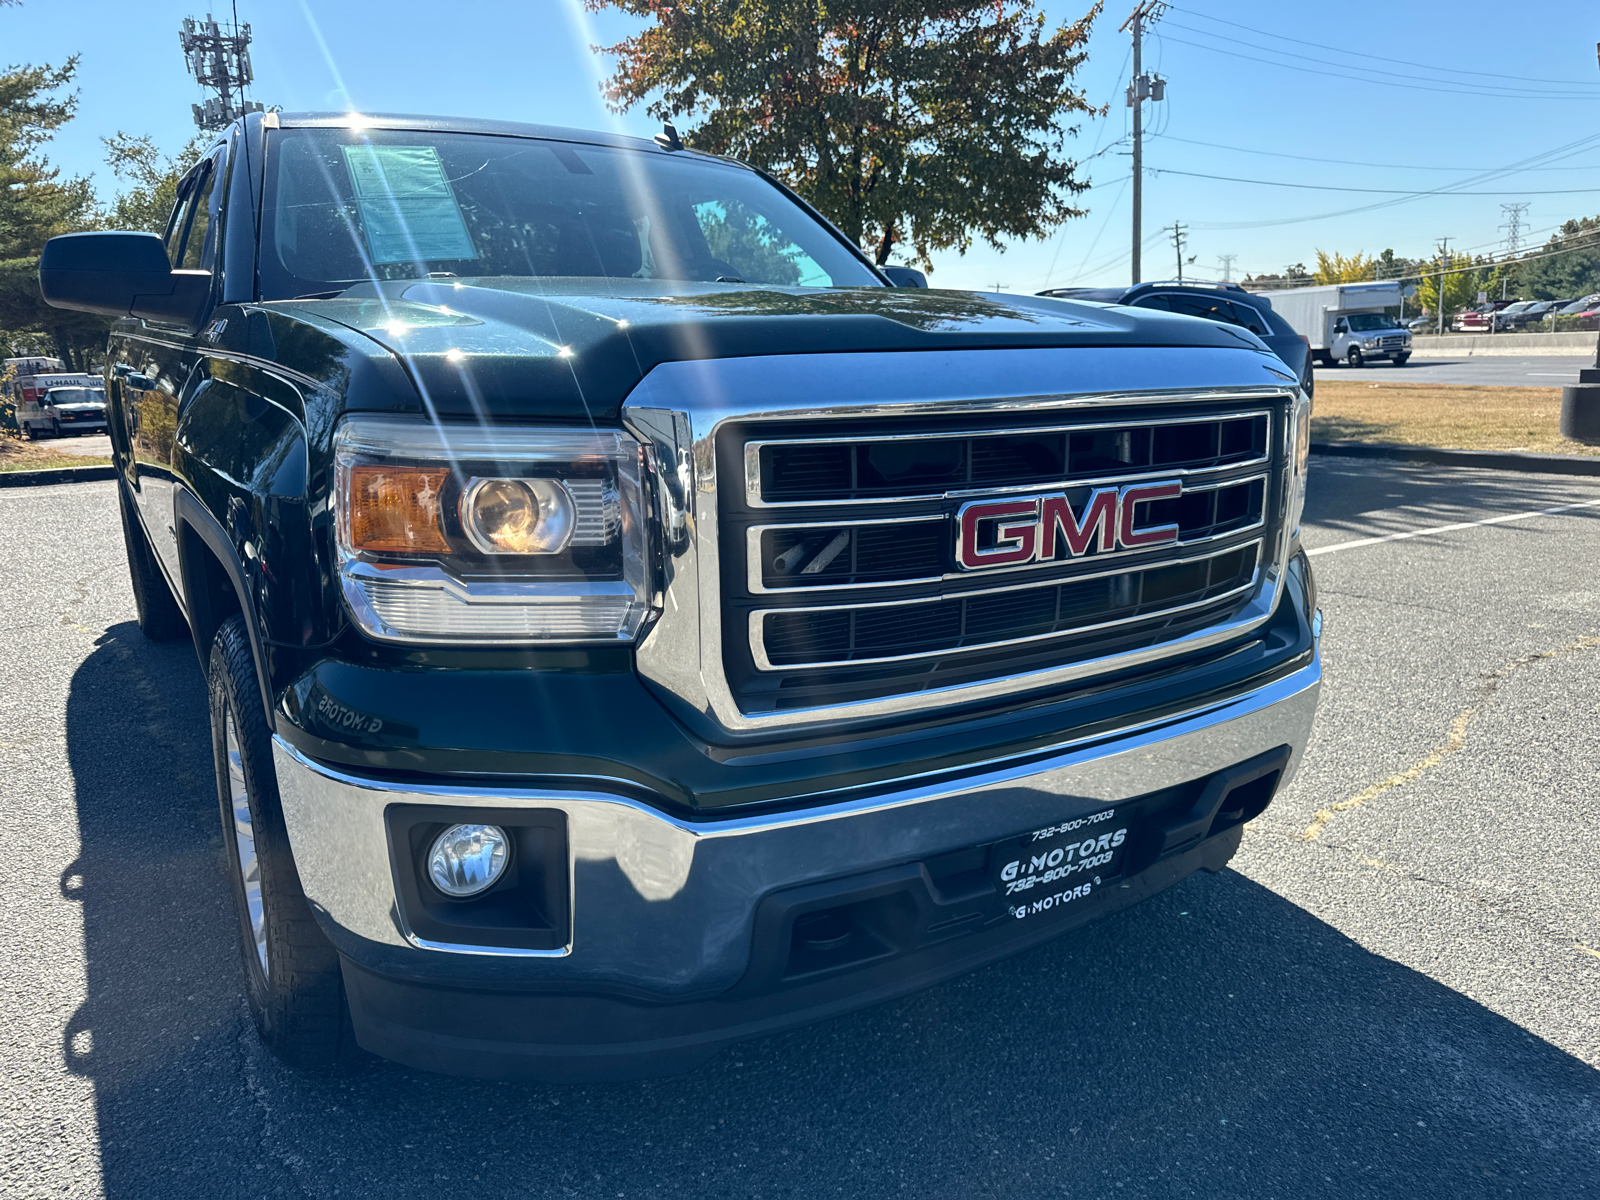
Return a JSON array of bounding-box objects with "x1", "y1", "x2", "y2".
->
[
  {"x1": 880, "y1": 266, "x2": 928, "y2": 288},
  {"x1": 39, "y1": 232, "x2": 212, "y2": 329}
]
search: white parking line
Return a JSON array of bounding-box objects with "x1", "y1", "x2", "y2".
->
[
  {"x1": 1308, "y1": 497, "x2": 1600, "y2": 557},
  {"x1": 1528, "y1": 372, "x2": 1576, "y2": 377}
]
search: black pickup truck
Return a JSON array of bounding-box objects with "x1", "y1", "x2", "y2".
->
[{"x1": 40, "y1": 111, "x2": 1321, "y2": 1081}]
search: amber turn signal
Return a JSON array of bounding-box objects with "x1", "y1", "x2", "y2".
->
[{"x1": 347, "y1": 465, "x2": 451, "y2": 554}]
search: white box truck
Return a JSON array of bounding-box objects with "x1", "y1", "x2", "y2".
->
[{"x1": 1249, "y1": 281, "x2": 1415, "y2": 369}]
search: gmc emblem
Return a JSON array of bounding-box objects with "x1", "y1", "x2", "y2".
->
[{"x1": 956, "y1": 481, "x2": 1181, "y2": 570}]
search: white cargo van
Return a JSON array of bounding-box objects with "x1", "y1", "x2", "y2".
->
[{"x1": 1250, "y1": 281, "x2": 1416, "y2": 368}]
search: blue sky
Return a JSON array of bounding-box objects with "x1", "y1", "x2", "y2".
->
[{"x1": 13, "y1": 0, "x2": 1600, "y2": 292}]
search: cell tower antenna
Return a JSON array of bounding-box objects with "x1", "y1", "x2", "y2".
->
[{"x1": 180, "y1": 11, "x2": 265, "y2": 131}]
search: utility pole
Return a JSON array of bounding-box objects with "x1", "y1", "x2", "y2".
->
[
  {"x1": 1169, "y1": 222, "x2": 1188, "y2": 281},
  {"x1": 1217, "y1": 253, "x2": 1237, "y2": 282},
  {"x1": 1120, "y1": 1, "x2": 1168, "y2": 286},
  {"x1": 1435, "y1": 238, "x2": 1452, "y2": 339},
  {"x1": 180, "y1": 13, "x2": 264, "y2": 132}
]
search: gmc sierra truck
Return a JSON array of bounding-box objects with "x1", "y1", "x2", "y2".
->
[{"x1": 40, "y1": 112, "x2": 1321, "y2": 1081}]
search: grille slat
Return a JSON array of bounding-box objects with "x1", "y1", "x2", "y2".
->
[
  {"x1": 754, "y1": 413, "x2": 1269, "y2": 505},
  {"x1": 757, "y1": 544, "x2": 1259, "y2": 669}
]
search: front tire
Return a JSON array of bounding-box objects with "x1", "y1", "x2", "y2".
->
[
  {"x1": 116, "y1": 484, "x2": 187, "y2": 642},
  {"x1": 1347, "y1": 347, "x2": 1365, "y2": 368},
  {"x1": 209, "y1": 614, "x2": 355, "y2": 1069},
  {"x1": 50, "y1": 419, "x2": 61, "y2": 438}
]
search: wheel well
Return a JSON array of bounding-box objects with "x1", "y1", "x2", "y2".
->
[{"x1": 180, "y1": 522, "x2": 243, "y2": 664}]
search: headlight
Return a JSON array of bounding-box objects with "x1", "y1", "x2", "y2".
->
[
  {"x1": 1288, "y1": 389, "x2": 1312, "y2": 547},
  {"x1": 1362, "y1": 338, "x2": 1377, "y2": 348},
  {"x1": 334, "y1": 417, "x2": 651, "y2": 644}
]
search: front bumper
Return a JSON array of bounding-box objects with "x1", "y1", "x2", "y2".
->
[{"x1": 272, "y1": 642, "x2": 1321, "y2": 1079}]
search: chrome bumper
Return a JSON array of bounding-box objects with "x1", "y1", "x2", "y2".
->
[{"x1": 273, "y1": 651, "x2": 1321, "y2": 995}]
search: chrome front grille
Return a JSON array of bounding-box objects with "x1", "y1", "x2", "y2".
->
[
  {"x1": 720, "y1": 403, "x2": 1287, "y2": 714},
  {"x1": 622, "y1": 345, "x2": 1305, "y2": 736}
]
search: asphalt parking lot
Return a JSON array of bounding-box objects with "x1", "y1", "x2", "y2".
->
[
  {"x1": 1314, "y1": 353, "x2": 1589, "y2": 388},
  {"x1": 2, "y1": 459, "x2": 1597, "y2": 1198}
]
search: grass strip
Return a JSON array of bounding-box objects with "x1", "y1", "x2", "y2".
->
[{"x1": 1310, "y1": 380, "x2": 1599, "y2": 457}]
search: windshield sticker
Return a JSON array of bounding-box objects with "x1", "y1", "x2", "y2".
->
[{"x1": 341, "y1": 145, "x2": 478, "y2": 265}]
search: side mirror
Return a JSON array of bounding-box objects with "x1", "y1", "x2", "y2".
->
[
  {"x1": 39, "y1": 232, "x2": 212, "y2": 329},
  {"x1": 880, "y1": 266, "x2": 928, "y2": 288}
]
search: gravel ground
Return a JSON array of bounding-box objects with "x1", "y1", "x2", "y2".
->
[{"x1": 1, "y1": 460, "x2": 1596, "y2": 1199}]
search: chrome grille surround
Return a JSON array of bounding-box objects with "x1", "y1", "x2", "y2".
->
[{"x1": 622, "y1": 346, "x2": 1307, "y2": 737}]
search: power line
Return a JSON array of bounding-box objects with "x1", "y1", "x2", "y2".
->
[
  {"x1": 1184, "y1": 130, "x2": 1600, "y2": 230},
  {"x1": 1150, "y1": 167, "x2": 1600, "y2": 196},
  {"x1": 1147, "y1": 132, "x2": 1600, "y2": 174},
  {"x1": 1156, "y1": 31, "x2": 1600, "y2": 101},
  {"x1": 1246, "y1": 228, "x2": 1600, "y2": 290},
  {"x1": 1161, "y1": 18, "x2": 1600, "y2": 99},
  {"x1": 1168, "y1": 4, "x2": 1600, "y2": 88}
]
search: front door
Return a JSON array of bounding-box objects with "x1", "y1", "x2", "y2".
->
[{"x1": 110, "y1": 143, "x2": 226, "y2": 587}]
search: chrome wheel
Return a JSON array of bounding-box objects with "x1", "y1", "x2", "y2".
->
[{"x1": 226, "y1": 706, "x2": 269, "y2": 980}]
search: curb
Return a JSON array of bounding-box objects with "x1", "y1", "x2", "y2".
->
[
  {"x1": 1311, "y1": 441, "x2": 1600, "y2": 476},
  {"x1": 0, "y1": 464, "x2": 117, "y2": 488}
]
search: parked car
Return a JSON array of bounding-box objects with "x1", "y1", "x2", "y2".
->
[
  {"x1": 1453, "y1": 300, "x2": 1514, "y2": 333},
  {"x1": 1405, "y1": 316, "x2": 1432, "y2": 332},
  {"x1": 1037, "y1": 281, "x2": 1314, "y2": 393},
  {"x1": 1489, "y1": 300, "x2": 1536, "y2": 331},
  {"x1": 1554, "y1": 294, "x2": 1600, "y2": 317},
  {"x1": 38, "y1": 111, "x2": 1321, "y2": 1081}
]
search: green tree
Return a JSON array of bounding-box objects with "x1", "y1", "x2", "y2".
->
[
  {"x1": 101, "y1": 132, "x2": 204, "y2": 234},
  {"x1": 1516, "y1": 215, "x2": 1600, "y2": 300},
  {"x1": 1414, "y1": 252, "x2": 1501, "y2": 320},
  {"x1": 1313, "y1": 249, "x2": 1375, "y2": 284},
  {"x1": 0, "y1": 55, "x2": 102, "y2": 368},
  {"x1": 586, "y1": 0, "x2": 1104, "y2": 270}
]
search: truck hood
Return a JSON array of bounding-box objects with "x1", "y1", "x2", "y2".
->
[
  {"x1": 283, "y1": 278, "x2": 1281, "y2": 421},
  {"x1": 51, "y1": 401, "x2": 106, "y2": 412}
]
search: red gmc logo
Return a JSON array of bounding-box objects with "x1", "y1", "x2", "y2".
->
[{"x1": 956, "y1": 481, "x2": 1182, "y2": 570}]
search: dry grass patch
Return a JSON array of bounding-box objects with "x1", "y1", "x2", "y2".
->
[
  {"x1": 1310, "y1": 380, "x2": 1599, "y2": 456},
  {"x1": 0, "y1": 433, "x2": 110, "y2": 473}
]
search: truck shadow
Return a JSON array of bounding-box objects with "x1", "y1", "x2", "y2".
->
[
  {"x1": 63, "y1": 625, "x2": 1599, "y2": 1198},
  {"x1": 1306, "y1": 454, "x2": 1600, "y2": 546}
]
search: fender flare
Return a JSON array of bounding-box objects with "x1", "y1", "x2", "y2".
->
[{"x1": 174, "y1": 486, "x2": 274, "y2": 725}]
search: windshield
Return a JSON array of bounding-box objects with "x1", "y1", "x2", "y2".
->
[
  {"x1": 1345, "y1": 313, "x2": 1400, "y2": 332},
  {"x1": 259, "y1": 128, "x2": 882, "y2": 300},
  {"x1": 47, "y1": 387, "x2": 103, "y2": 405}
]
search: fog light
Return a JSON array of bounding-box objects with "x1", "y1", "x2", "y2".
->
[{"x1": 427, "y1": 824, "x2": 509, "y2": 897}]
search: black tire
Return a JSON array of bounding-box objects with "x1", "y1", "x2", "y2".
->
[
  {"x1": 1394, "y1": 353, "x2": 1410, "y2": 366},
  {"x1": 209, "y1": 614, "x2": 356, "y2": 1069},
  {"x1": 1347, "y1": 347, "x2": 1365, "y2": 368},
  {"x1": 116, "y1": 485, "x2": 187, "y2": 642},
  {"x1": 21, "y1": 423, "x2": 33, "y2": 440},
  {"x1": 50, "y1": 419, "x2": 61, "y2": 438}
]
